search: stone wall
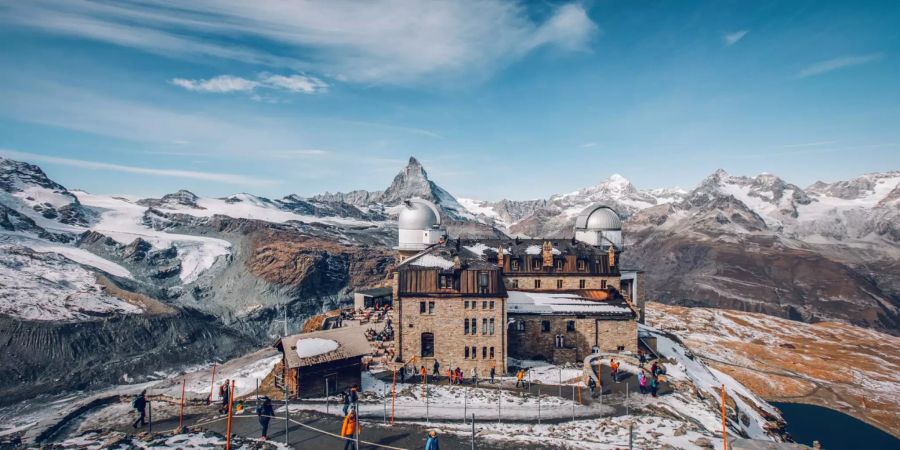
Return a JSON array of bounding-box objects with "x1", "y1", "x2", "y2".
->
[
  {"x1": 503, "y1": 275, "x2": 620, "y2": 291},
  {"x1": 508, "y1": 315, "x2": 637, "y2": 364},
  {"x1": 396, "y1": 295, "x2": 506, "y2": 377}
]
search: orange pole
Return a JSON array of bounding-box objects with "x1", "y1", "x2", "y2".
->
[
  {"x1": 721, "y1": 384, "x2": 727, "y2": 450},
  {"x1": 577, "y1": 384, "x2": 582, "y2": 404},
  {"x1": 208, "y1": 364, "x2": 217, "y2": 405},
  {"x1": 391, "y1": 367, "x2": 396, "y2": 425},
  {"x1": 179, "y1": 378, "x2": 186, "y2": 429},
  {"x1": 225, "y1": 380, "x2": 235, "y2": 450}
]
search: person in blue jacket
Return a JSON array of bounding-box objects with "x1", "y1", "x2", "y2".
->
[{"x1": 425, "y1": 430, "x2": 440, "y2": 450}]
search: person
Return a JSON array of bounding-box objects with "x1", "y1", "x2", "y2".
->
[
  {"x1": 650, "y1": 362, "x2": 659, "y2": 378},
  {"x1": 219, "y1": 380, "x2": 231, "y2": 413},
  {"x1": 420, "y1": 365, "x2": 427, "y2": 383},
  {"x1": 587, "y1": 376, "x2": 597, "y2": 394},
  {"x1": 470, "y1": 367, "x2": 477, "y2": 385},
  {"x1": 639, "y1": 350, "x2": 646, "y2": 367},
  {"x1": 131, "y1": 390, "x2": 147, "y2": 428},
  {"x1": 433, "y1": 360, "x2": 440, "y2": 377},
  {"x1": 341, "y1": 409, "x2": 360, "y2": 450},
  {"x1": 515, "y1": 369, "x2": 525, "y2": 388},
  {"x1": 649, "y1": 376, "x2": 658, "y2": 397},
  {"x1": 455, "y1": 368, "x2": 463, "y2": 385},
  {"x1": 425, "y1": 430, "x2": 440, "y2": 450},
  {"x1": 638, "y1": 371, "x2": 647, "y2": 394},
  {"x1": 399, "y1": 366, "x2": 406, "y2": 383},
  {"x1": 256, "y1": 396, "x2": 274, "y2": 440},
  {"x1": 448, "y1": 368, "x2": 454, "y2": 385},
  {"x1": 350, "y1": 385, "x2": 359, "y2": 407},
  {"x1": 341, "y1": 389, "x2": 351, "y2": 415},
  {"x1": 490, "y1": 366, "x2": 496, "y2": 384},
  {"x1": 610, "y1": 358, "x2": 619, "y2": 383}
]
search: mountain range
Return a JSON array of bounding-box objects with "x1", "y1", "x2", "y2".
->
[{"x1": 0, "y1": 154, "x2": 897, "y2": 406}]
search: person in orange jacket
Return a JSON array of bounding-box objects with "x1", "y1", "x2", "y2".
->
[
  {"x1": 420, "y1": 365, "x2": 427, "y2": 383},
  {"x1": 341, "y1": 409, "x2": 359, "y2": 450},
  {"x1": 610, "y1": 358, "x2": 619, "y2": 383},
  {"x1": 515, "y1": 369, "x2": 525, "y2": 388}
]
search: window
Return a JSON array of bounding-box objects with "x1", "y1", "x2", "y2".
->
[
  {"x1": 541, "y1": 320, "x2": 550, "y2": 332},
  {"x1": 577, "y1": 259, "x2": 586, "y2": 271},
  {"x1": 555, "y1": 334, "x2": 565, "y2": 348},
  {"x1": 556, "y1": 259, "x2": 564, "y2": 270},
  {"x1": 482, "y1": 300, "x2": 487, "y2": 309},
  {"x1": 420, "y1": 301, "x2": 426, "y2": 314},
  {"x1": 566, "y1": 320, "x2": 576, "y2": 332},
  {"x1": 531, "y1": 258, "x2": 542, "y2": 270},
  {"x1": 421, "y1": 333, "x2": 434, "y2": 357},
  {"x1": 516, "y1": 320, "x2": 525, "y2": 331},
  {"x1": 617, "y1": 345, "x2": 625, "y2": 351},
  {"x1": 471, "y1": 346, "x2": 477, "y2": 359},
  {"x1": 439, "y1": 274, "x2": 453, "y2": 289},
  {"x1": 489, "y1": 301, "x2": 494, "y2": 309},
  {"x1": 534, "y1": 279, "x2": 541, "y2": 289},
  {"x1": 428, "y1": 301, "x2": 435, "y2": 314},
  {"x1": 601, "y1": 279, "x2": 607, "y2": 289},
  {"x1": 464, "y1": 300, "x2": 469, "y2": 309},
  {"x1": 556, "y1": 279, "x2": 563, "y2": 289},
  {"x1": 482, "y1": 318, "x2": 488, "y2": 334},
  {"x1": 579, "y1": 279, "x2": 586, "y2": 289},
  {"x1": 512, "y1": 279, "x2": 519, "y2": 288},
  {"x1": 464, "y1": 318, "x2": 470, "y2": 335},
  {"x1": 478, "y1": 272, "x2": 490, "y2": 293},
  {"x1": 482, "y1": 347, "x2": 487, "y2": 359},
  {"x1": 490, "y1": 347, "x2": 495, "y2": 359},
  {"x1": 465, "y1": 346, "x2": 470, "y2": 358},
  {"x1": 489, "y1": 318, "x2": 495, "y2": 335},
  {"x1": 471, "y1": 318, "x2": 477, "y2": 333},
  {"x1": 511, "y1": 259, "x2": 519, "y2": 271}
]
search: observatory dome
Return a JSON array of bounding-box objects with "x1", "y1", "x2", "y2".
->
[
  {"x1": 398, "y1": 198, "x2": 441, "y2": 230},
  {"x1": 575, "y1": 204, "x2": 622, "y2": 231}
]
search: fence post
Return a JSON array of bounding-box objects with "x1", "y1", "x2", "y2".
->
[
  {"x1": 355, "y1": 398, "x2": 360, "y2": 450},
  {"x1": 148, "y1": 399, "x2": 152, "y2": 433},
  {"x1": 464, "y1": 386, "x2": 468, "y2": 424},
  {"x1": 471, "y1": 413, "x2": 476, "y2": 450},
  {"x1": 383, "y1": 383, "x2": 387, "y2": 424},
  {"x1": 629, "y1": 421, "x2": 633, "y2": 450},
  {"x1": 498, "y1": 385, "x2": 502, "y2": 424},
  {"x1": 558, "y1": 368, "x2": 562, "y2": 397},
  {"x1": 626, "y1": 382, "x2": 629, "y2": 416},
  {"x1": 208, "y1": 364, "x2": 217, "y2": 405},
  {"x1": 537, "y1": 385, "x2": 541, "y2": 425},
  {"x1": 179, "y1": 378, "x2": 186, "y2": 430},
  {"x1": 225, "y1": 380, "x2": 235, "y2": 450},
  {"x1": 571, "y1": 385, "x2": 575, "y2": 422},
  {"x1": 391, "y1": 367, "x2": 396, "y2": 425},
  {"x1": 426, "y1": 383, "x2": 430, "y2": 424}
]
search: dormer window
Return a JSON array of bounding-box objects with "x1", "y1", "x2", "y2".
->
[
  {"x1": 555, "y1": 259, "x2": 564, "y2": 270},
  {"x1": 478, "y1": 272, "x2": 490, "y2": 294},
  {"x1": 531, "y1": 258, "x2": 542, "y2": 271},
  {"x1": 511, "y1": 259, "x2": 520, "y2": 271},
  {"x1": 577, "y1": 259, "x2": 586, "y2": 271},
  {"x1": 439, "y1": 274, "x2": 454, "y2": 289}
]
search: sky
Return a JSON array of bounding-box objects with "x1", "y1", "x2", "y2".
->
[{"x1": 0, "y1": 0, "x2": 898, "y2": 201}]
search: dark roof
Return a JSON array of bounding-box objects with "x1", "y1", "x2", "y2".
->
[
  {"x1": 397, "y1": 241, "x2": 500, "y2": 272},
  {"x1": 506, "y1": 289, "x2": 636, "y2": 318},
  {"x1": 355, "y1": 287, "x2": 393, "y2": 297},
  {"x1": 460, "y1": 238, "x2": 610, "y2": 259}
]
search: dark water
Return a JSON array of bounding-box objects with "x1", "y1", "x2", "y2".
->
[{"x1": 772, "y1": 402, "x2": 899, "y2": 450}]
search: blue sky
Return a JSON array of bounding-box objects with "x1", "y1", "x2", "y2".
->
[{"x1": 1, "y1": 0, "x2": 898, "y2": 200}]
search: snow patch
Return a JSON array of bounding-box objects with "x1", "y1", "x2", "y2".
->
[{"x1": 296, "y1": 338, "x2": 339, "y2": 358}]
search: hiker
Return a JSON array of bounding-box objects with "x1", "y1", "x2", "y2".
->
[
  {"x1": 219, "y1": 380, "x2": 231, "y2": 413},
  {"x1": 131, "y1": 390, "x2": 147, "y2": 428},
  {"x1": 256, "y1": 396, "x2": 274, "y2": 440},
  {"x1": 639, "y1": 350, "x2": 646, "y2": 367},
  {"x1": 341, "y1": 409, "x2": 360, "y2": 450},
  {"x1": 425, "y1": 430, "x2": 440, "y2": 450},
  {"x1": 448, "y1": 368, "x2": 455, "y2": 384},
  {"x1": 420, "y1": 365, "x2": 427, "y2": 383},
  {"x1": 400, "y1": 366, "x2": 407, "y2": 383},
  {"x1": 341, "y1": 389, "x2": 351, "y2": 415},
  {"x1": 433, "y1": 360, "x2": 440, "y2": 377},
  {"x1": 455, "y1": 367, "x2": 463, "y2": 385},
  {"x1": 490, "y1": 366, "x2": 496, "y2": 384},
  {"x1": 650, "y1": 376, "x2": 658, "y2": 397},
  {"x1": 610, "y1": 358, "x2": 619, "y2": 383},
  {"x1": 587, "y1": 376, "x2": 597, "y2": 394},
  {"x1": 638, "y1": 371, "x2": 648, "y2": 394},
  {"x1": 350, "y1": 385, "x2": 359, "y2": 406},
  {"x1": 515, "y1": 369, "x2": 525, "y2": 388},
  {"x1": 470, "y1": 367, "x2": 477, "y2": 385},
  {"x1": 650, "y1": 362, "x2": 659, "y2": 378}
]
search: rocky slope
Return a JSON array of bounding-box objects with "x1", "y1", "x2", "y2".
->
[{"x1": 646, "y1": 302, "x2": 900, "y2": 439}]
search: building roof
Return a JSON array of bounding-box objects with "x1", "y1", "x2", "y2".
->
[
  {"x1": 460, "y1": 238, "x2": 610, "y2": 259},
  {"x1": 506, "y1": 290, "x2": 635, "y2": 318},
  {"x1": 354, "y1": 287, "x2": 393, "y2": 297},
  {"x1": 574, "y1": 204, "x2": 622, "y2": 231},
  {"x1": 277, "y1": 326, "x2": 371, "y2": 369},
  {"x1": 397, "y1": 240, "x2": 500, "y2": 271},
  {"x1": 398, "y1": 198, "x2": 442, "y2": 230}
]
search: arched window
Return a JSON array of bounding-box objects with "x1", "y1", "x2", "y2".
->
[{"x1": 421, "y1": 332, "x2": 434, "y2": 357}]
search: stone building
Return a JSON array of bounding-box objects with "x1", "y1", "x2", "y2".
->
[{"x1": 389, "y1": 199, "x2": 641, "y2": 371}]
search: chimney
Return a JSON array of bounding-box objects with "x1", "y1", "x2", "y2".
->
[
  {"x1": 497, "y1": 246, "x2": 505, "y2": 269},
  {"x1": 542, "y1": 241, "x2": 554, "y2": 268},
  {"x1": 608, "y1": 245, "x2": 616, "y2": 269}
]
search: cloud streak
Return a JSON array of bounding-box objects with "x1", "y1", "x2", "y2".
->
[
  {"x1": 1, "y1": 0, "x2": 598, "y2": 85},
  {"x1": 170, "y1": 73, "x2": 328, "y2": 94},
  {"x1": 723, "y1": 30, "x2": 748, "y2": 46},
  {"x1": 0, "y1": 149, "x2": 278, "y2": 187},
  {"x1": 796, "y1": 53, "x2": 883, "y2": 78}
]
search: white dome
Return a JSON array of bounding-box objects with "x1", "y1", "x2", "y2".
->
[
  {"x1": 575, "y1": 204, "x2": 622, "y2": 231},
  {"x1": 398, "y1": 198, "x2": 441, "y2": 230}
]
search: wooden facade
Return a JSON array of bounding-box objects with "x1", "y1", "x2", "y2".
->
[
  {"x1": 284, "y1": 357, "x2": 363, "y2": 399},
  {"x1": 500, "y1": 253, "x2": 618, "y2": 276},
  {"x1": 397, "y1": 268, "x2": 506, "y2": 297}
]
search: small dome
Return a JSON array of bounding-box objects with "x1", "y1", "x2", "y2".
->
[
  {"x1": 398, "y1": 198, "x2": 441, "y2": 230},
  {"x1": 575, "y1": 204, "x2": 622, "y2": 231}
]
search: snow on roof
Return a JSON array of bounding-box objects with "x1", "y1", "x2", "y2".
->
[
  {"x1": 409, "y1": 253, "x2": 455, "y2": 269},
  {"x1": 295, "y1": 338, "x2": 339, "y2": 358},
  {"x1": 464, "y1": 242, "x2": 490, "y2": 256},
  {"x1": 523, "y1": 244, "x2": 560, "y2": 256},
  {"x1": 506, "y1": 291, "x2": 632, "y2": 316}
]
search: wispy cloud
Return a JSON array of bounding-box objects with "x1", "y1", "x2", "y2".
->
[
  {"x1": 579, "y1": 142, "x2": 598, "y2": 148},
  {"x1": 723, "y1": 30, "x2": 748, "y2": 46},
  {"x1": 0, "y1": 0, "x2": 598, "y2": 85},
  {"x1": 170, "y1": 73, "x2": 328, "y2": 95},
  {"x1": 0, "y1": 149, "x2": 279, "y2": 186},
  {"x1": 796, "y1": 53, "x2": 883, "y2": 79}
]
